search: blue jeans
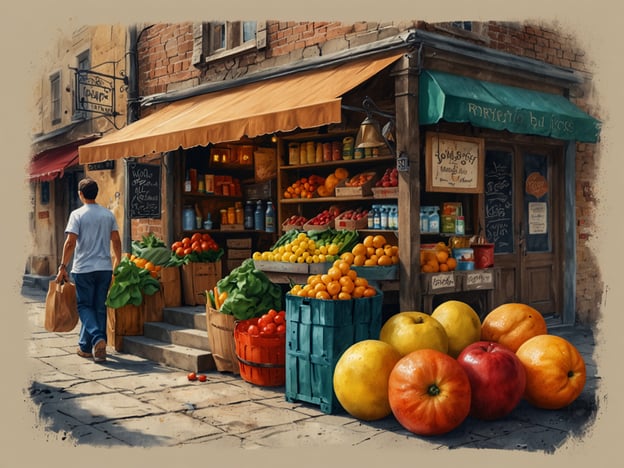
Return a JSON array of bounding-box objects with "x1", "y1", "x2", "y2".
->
[{"x1": 73, "y1": 270, "x2": 112, "y2": 353}]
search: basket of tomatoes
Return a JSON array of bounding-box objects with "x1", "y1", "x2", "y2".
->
[{"x1": 234, "y1": 309, "x2": 286, "y2": 387}]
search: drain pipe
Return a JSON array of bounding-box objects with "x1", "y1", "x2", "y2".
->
[{"x1": 123, "y1": 25, "x2": 140, "y2": 254}]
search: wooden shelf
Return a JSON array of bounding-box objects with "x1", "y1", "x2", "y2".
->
[{"x1": 279, "y1": 155, "x2": 395, "y2": 171}]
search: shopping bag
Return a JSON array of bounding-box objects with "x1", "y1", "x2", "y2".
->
[{"x1": 44, "y1": 280, "x2": 79, "y2": 332}]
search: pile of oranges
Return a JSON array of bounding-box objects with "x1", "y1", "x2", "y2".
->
[
  {"x1": 126, "y1": 253, "x2": 162, "y2": 278},
  {"x1": 420, "y1": 242, "x2": 457, "y2": 273},
  {"x1": 342, "y1": 234, "x2": 399, "y2": 267},
  {"x1": 282, "y1": 175, "x2": 325, "y2": 199},
  {"x1": 289, "y1": 259, "x2": 378, "y2": 300}
]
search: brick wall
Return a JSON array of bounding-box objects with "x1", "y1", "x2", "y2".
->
[{"x1": 135, "y1": 20, "x2": 602, "y2": 323}]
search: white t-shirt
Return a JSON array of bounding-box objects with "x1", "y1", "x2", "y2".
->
[{"x1": 65, "y1": 203, "x2": 119, "y2": 273}]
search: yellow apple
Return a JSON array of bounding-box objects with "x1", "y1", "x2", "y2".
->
[{"x1": 379, "y1": 311, "x2": 448, "y2": 356}]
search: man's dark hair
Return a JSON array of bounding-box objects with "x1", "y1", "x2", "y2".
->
[{"x1": 78, "y1": 178, "x2": 98, "y2": 200}]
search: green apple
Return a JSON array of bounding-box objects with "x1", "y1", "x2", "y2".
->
[{"x1": 379, "y1": 311, "x2": 448, "y2": 356}]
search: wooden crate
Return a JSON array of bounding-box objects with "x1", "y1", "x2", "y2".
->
[
  {"x1": 181, "y1": 261, "x2": 222, "y2": 306},
  {"x1": 107, "y1": 303, "x2": 144, "y2": 351},
  {"x1": 159, "y1": 266, "x2": 181, "y2": 307},
  {"x1": 206, "y1": 306, "x2": 239, "y2": 374},
  {"x1": 143, "y1": 289, "x2": 164, "y2": 322}
]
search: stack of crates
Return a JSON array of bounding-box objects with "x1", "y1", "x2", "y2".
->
[{"x1": 284, "y1": 291, "x2": 383, "y2": 414}]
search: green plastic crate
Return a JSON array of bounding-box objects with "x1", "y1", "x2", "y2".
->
[{"x1": 284, "y1": 291, "x2": 383, "y2": 414}]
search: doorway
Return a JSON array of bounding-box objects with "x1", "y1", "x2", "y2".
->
[{"x1": 484, "y1": 143, "x2": 564, "y2": 320}]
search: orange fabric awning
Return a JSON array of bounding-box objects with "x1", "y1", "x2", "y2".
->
[
  {"x1": 79, "y1": 53, "x2": 404, "y2": 164},
  {"x1": 29, "y1": 138, "x2": 96, "y2": 181}
]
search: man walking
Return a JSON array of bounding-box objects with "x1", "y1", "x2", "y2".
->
[{"x1": 56, "y1": 178, "x2": 122, "y2": 362}]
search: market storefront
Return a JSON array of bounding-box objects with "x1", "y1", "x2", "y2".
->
[{"x1": 78, "y1": 31, "x2": 600, "y2": 324}]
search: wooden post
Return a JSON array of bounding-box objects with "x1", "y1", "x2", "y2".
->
[{"x1": 392, "y1": 53, "x2": 422, "y2": 312}]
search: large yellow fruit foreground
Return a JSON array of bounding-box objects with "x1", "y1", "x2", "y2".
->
[
  {"x1": 379, "y1": 311, "x2": 448, "y2": 356},
  {"x1": 516, "y1": 334, "x2": 586, "y2": 409},
  {"x1": 431, "y1": 300, "x2": 481, "y2": 358},
  {"x1": 333, "y1": 340, "x2": 402, "y2": 421},
  {"x1": 481, "y1": 303, "x2": 547, "y2": 352}
]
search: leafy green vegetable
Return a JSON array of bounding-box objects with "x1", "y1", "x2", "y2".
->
[{"x1": 105, "y1": 257, "x2": 161, "y2": 309}]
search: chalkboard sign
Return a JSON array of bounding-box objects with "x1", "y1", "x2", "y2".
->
[
  {"x1": 484, "y1": 151, "x2": 513, "y2": 254},
  {"x1": 129, "y1": 162, "x2": 161, "y2": 219}
]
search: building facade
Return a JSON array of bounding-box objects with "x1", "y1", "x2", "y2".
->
[{"x1": 30, "y1": 20, "x2": 602, "y2": 325}]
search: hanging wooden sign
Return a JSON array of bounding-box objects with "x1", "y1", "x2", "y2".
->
[{"x1": 425, "y1": 132, "x2": 484, "y2": 193}]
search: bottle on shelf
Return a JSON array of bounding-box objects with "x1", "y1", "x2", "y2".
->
[
  {"x1": 184, "y1": 170, "x2": 192, "y2": 193},
  {"x1": 254, "y1": 200, "x2": 265, "y2": 231},
  {"x1": 265, "y1": 201, "x2": 275, "y2": 233},
  {"x1": 183, "y1": 205, "x2": 195, "y2": 231},
  {"x1": 380, "y1": 205, "x2": 389, "y2": 230},
  {"x1": 373, "y1": 204, "x2": 381, "y2": 230},
  {"x1": 429, "y1": 207, "x2": 440, "y2": 234},
  {"x1": 203, "y1": 212, "x2": 213, "y2": 230},
  {"x1": 367, "y1": 205, "x2": 376, "y2": 229},
  {"x1": 244, "y1": 200, "x2": 255, "y2": 229}
]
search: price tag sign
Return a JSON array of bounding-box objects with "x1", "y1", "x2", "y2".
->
[{"x1": 396, "y1": 152, "x2": 409, "y2": 172}]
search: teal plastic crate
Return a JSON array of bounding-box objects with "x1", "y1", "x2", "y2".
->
[{"x1": 284, "y1": 291, "x2": 383, "y2": 414}]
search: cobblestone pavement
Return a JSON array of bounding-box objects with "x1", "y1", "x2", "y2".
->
[{"x1": 16, "y1": 284, "x2": 606, "y2": 460}]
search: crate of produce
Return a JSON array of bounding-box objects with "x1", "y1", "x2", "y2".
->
[
  {"x1": 181, "y1": 260, "x2": 222, "y2": 306},
  {"x1": 284, "y1": 291, "x2": 383, "y2": 414},
  {"x1": 334, "y1": 171, "x2": 377, "y2": 197},
  {"x1": 351, "y1": 264, "x2": 398, "y2": 281},
  {"x1": 334, "y1": 210, "x2": 368, "y2": 230},
  {"x1": 206, "y1": 305, "x2": 239, "y2": 374},
  {"x1": 234, "y1": 319, "x2": 286, "y2": 387},
  {"x1": 371, "y1": 186, "x2": 399, "y2": 198},
  {"x1": 254, "y1": 260, "x2": 308, "y2": 274}
]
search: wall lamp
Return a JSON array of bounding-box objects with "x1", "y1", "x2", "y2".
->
[{"x1": 344, "y1": 96, "x2": 396, "y2": 154}]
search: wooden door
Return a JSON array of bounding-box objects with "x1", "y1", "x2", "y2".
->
[{"x1": 484, "y1": 144, "x2": 563, "y2": 318}]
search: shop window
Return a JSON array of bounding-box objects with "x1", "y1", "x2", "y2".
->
[
  {"x1": 72, "y1": 50, "x2": 90, "y2": 122},
  {"x1": 40, "y1": 181, "x2": 50, "y2": 205},
  {"x1": 50, "y1": 71, "x2": 61, "y2": 125},
  {"x1": 192, "y1": 21, "x2": 266, "y2": 67}
]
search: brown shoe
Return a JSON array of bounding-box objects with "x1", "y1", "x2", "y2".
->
[
  {"x1": 92, "y1": 339, "x2": 107, "y2": 362},
  {"x1": 77, "y1": 348, "x2": 92, "y2": 358}
]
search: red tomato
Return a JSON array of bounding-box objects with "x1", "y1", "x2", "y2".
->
[
  {"x1": 202, "y1": 233, "x2": 211, "y2": 241},
  {"x1": 187, "y1": 372, "x2": 197, "y2": 381},
  {"x1": 200, "y1": 241, "x2": 210, "y2": 251},
  {"x1": 388, "y1": 349, "x2": 471, "y2": 436},
  {"x1": 183, "y1": 247, "x2": 192, "y2": 256},
  {"x1": 276, "y1": 324, "x2": 286, "y2": 334},
  {"x1": 263, "y1": 322, "x2": 277, "y2": 335},
  {"x1": 171, "y1": 241, "x2": 183, "y2": 251},
  {"x1": 198, "y1": 374, "x2": 207, "y2": 382},
  {"x1": 191, "y1": 232, "x2": 202, "y2": 243},
  {"x1": 274, "y1": 314, "x2": 285, "y2": 325},
  {"x1": 175, "y1": 247, "x2": 185, "y2": 257},
  {"x1": 267, "y1": 309, "x2": 278, "y2": 319},
  {"x1": 247, "y1": 324, "x2": 260, "y2": 335},
  {"x1": 257, "y1": 317, "x2": 267, "y2": 328},
  {"x1": 181, "y1": 237, "x2": 191, "y2": 246}
]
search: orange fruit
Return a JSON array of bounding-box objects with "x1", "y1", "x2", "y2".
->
[
  {"x1": 363, "y1": 235, "x2": 375, "y2": 248},
  {"x1": 446, "y1": 258, "x2": 457, "y2": 270},
  {"x1": 436, "y1": 250, "x2": 449, "y2": 264},
  {"x1": 327, "y1": 266, "x2": 342, "y2": 281},
  {"x1": 353, "y1": 255, "x2": 366, "y2": 266},
  {"x1": 327, "y1": 281, "x2": 341, "y2": 296},
  {"x1": 516, "y1": 335, "x2": 586, "y2": 409},
  {"x1": 340, "y1": 252, "x2": 355, "y2": 265},
  {"x1": 352, "y1": 243, "x2": 368, "y2": 257},
  {"x1": 481, "y1": 303, "x2": 547, "y2": 352},
  {"x1": 372, "y1": 235, "x2": 387, "y2": 249},
  {"x1": 378, "y1": 255, "x2": 393, "y2": 266}
]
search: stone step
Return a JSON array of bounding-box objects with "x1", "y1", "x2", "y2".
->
[
  {"x1": 162, "y1": 305, "x2": 208, "y2": 331},
  {"x1": 143, "y1": 321, "x2": 211, "y2": 351},
  {"x1": 121, "y1": 335, "x2": 216, "y2": 373}
]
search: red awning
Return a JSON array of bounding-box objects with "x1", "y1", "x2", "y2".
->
[{"x1": 29, "y1": 139, "x2": 96, "y2": 182}]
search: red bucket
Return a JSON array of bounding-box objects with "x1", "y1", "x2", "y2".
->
[
  {"x1": 234, "y1": 319, "x2": 285, "y2": 387},
  {"x1": 472, "y1": 243, "x2": 495, "y2": 269}
]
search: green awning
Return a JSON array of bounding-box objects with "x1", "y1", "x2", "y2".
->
[{"x1": 419, "y1": 69, "x2": 601, "y2": 143}]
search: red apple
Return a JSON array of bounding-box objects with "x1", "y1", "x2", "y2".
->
[{"x1": 456, "y1": 341, "x2": 526, "y2": 420}]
